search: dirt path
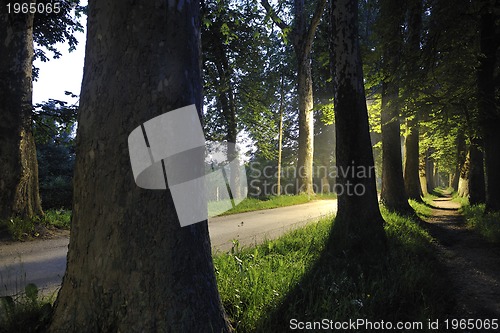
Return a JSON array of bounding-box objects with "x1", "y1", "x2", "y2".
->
[{"x1": 424, "y1": 196, "x2": 500, "y2": 322}]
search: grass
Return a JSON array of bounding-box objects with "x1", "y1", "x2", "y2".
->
[
  {"x1": 0, "y1": 284, "x2": 53, "y2": 333},
  {"x1": 0, "y1": 209, "x2": 71, "y2": 241},
  {"x1": 461, "y1": 204, "x2": 500, "y2": 244},
  {"x1": 213, "y1": 193, "x2": 336, "y2": 216},
  {"x1": 214, "y1": 208, "x2": 453, "y2": 332}
]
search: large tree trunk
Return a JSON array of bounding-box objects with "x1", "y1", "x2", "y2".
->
[
  {"x1": 49, "y1": 1, "x2": 231, "y2": 332},
  {"x1": 379, "y1": 0, "x2": 413, "y2": 214},
  {"x1": 477, "y1": 3, "x2": 500, "y2": 213},
  {"x1": 330, "y1": 0, "x2": 386, "y2": 256},
  {"x1": 0, "y1": 0, "x2": 43, "y2": 220},
  {"x1": 469, "y1": 140, "x2": 486, "y2": 205},
  {"x1": 380, "y1": 82, "x2": 412, "y2": 213},
  {"x1": 403, "y1": 116, "x2": 422, "y2": 201}
]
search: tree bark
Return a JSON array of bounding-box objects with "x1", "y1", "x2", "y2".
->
[
  {"x1": 295, "y1": 50, "x2": 315, "y2": 194},
  {"x1": 451, "y1": 130, "x2": 466, "y2": 191},
  {"x1": 379, "y1": 0, "x2": 413, "y2": 214},
  {"x1": 419, "y1": 152, "x2": 428, "y2": 196},
  {"x1": 457, "y1": 148, "x2": 470, "y2": 198},
  {"x1": 403, "y1": 116, "x2": 422, "y2": 201},
  {"x1": 0, "y1": 0, "x2": 43, "y2": 220},
  {"x1": 49, "y1": 1, "x2": 231, "y2": 332},
  {"x1": 402, "y1": 0, "x2": 423, "y2": 201},
  {"x1": 469, "y1": 140, "x2": 486, "y2": 205},
  {"x1": 329, "y1": 0, "x2": 386, "y2": 256},
  {"x1": 477, "y1": 2, "x2": 500, "y2": 212},
  {"x1": 425, "y1": 148, "x2": 436, "y2": 193}
]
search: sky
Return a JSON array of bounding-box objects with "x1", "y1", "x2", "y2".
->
[{"x1": 32, "y1": 4, "x2": 87, "y2": 106}]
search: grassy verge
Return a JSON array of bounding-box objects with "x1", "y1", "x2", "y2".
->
[
  {"x1": 214, "y1": 193, "x2": 336, "y2": 216},
  {"x1": 0, "y1": 284, "x2": 53, "y2": 333},
  {"x1": 214, "y1": 208, "x2": 453, "y2": 332},
  {"x1": 461, "y1": 204, "x2": 500, "y2": 243},
  {"x1": 0, "y1": 209, "x2": 71, "y2": 241}
]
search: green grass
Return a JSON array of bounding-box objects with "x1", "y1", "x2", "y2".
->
[
  {"x1": 461, "y1": 204, "x2": 500, "y2": 244},
  {"x1": 0, "y1": 209, "x2": 71, "y2": 241},
  {"x1": 213, "y1": 193, "x2": 336, "y2": 216},
  {"x1": 214, "y1": 209, "x2": 453, "y2": 332},
  {"x1": 409, "y1": 199, "x2": 433, "y2": 218},
  {"x1": 41, "y1": 209, "x2": 71, "y2": 229},
  {"x1": 0, "y1": 284, "x2": 53, "y2": 333}
]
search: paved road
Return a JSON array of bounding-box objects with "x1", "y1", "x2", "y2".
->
[{"x1": 0, "y1": 200, "x2": 336, "y2": 296}]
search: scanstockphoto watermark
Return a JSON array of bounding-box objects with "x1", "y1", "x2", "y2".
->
[{"x1": 248, "y1": 162, "x2": 376, "y2": 196}]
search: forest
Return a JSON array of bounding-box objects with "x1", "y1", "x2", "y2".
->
[{"x1": 0, "y1": 0, "x2": 499, "y2": 332}]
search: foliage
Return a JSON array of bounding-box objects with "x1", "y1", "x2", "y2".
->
[
  {"x1": 34, "y1": 97, "x2": 77, "y2": 210},
  {"x1": 215, "y1": 210, "x2": 453, "y2": 332},
  {"x1": 462, "y1": 204, "x2": 500, "y2": 244},
  {"x1": 0, "y1": 217, "x2": 38, "y2": 241},
  {"x1": 0, "y1": 284, "x2": 53, "y2": 333},
  {"x1": 42, "y1": 209, "x2": 71, "y2": 229},
  {"x1": 32, "y1": 0, "x2": 86, "y2": 79}
]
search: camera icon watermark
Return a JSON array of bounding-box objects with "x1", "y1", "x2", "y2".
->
[{"x1": 128, "y1": 104, "x2": 247, "y2": 227}]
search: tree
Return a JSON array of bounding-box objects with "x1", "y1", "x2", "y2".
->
[
  {"x1": 402, "y1": 0, "x2": 424, "y2": 202},
  {"x1": 0, "y1": 0, "x2": 43, "y2": 220},
  {"x1": 49, "y1": 1, "x2": 231, "y2": 331},
  {"x1": 0, "y1": 0, "x2": 83, "y2": 221},
  {"x1": 477, "y1": 0, "x2": 500, "y2": 213},
  {"x1": 262, "y1": 0, "x2": 327, "y2": 194},
  {"x1": 329, "y1": 0, "x2": 386, "y2": 256},
  {"x1": 377, "y1": 0, "x2": 414, "y2": 214}
]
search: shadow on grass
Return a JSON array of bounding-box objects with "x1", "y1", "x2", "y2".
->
[{"x1": 250, "y1": 225, "x2": 456, "y2": 332}]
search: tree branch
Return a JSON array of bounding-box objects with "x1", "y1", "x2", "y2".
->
[
  {"x1": 303, "y1": 0, "x2": 327, "y2": 54},
  {"x1": 261, "y1": 0, "x2": 289, "y2": 31}
]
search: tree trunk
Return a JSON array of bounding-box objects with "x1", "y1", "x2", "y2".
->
[
  {"x1": 295, "y1": 52, "x2": 314, "y2": 194},
  {"x1": 0, "y1": 0, "x2": 43, "y2": 221},
  {"x1": 212, "y1": 19, "x2": 240, "y2": 199},
  {"x1": 403, "y1": 116, "x2": 422, "y2": 201},
  {"x1": 425, "y1": 148, "x2": 436, "y2": 193},
  {"x1": 477, "y1": 3, "x2": 500, "y2": 212},
  {"x1": 469, "y1": 140, "x2": 486, "y2": 205},
  {"x1": 379, "y1": 0, "x2": 413, "y2": 214},
  {"x1": 330, "y1": 0, "x2": 386, "y2": 256},
  {"x1": 261, "y1": 0, "x2": 326, "y2": 195},
  {"x1": 457, "y1": 149, "x2": 470, "y2": 198},
  {"x1": 451, "y1": 130, "x2": 466, "y2": 191},
  {"x1": 49, "y1": 1, "x2": 231, "y2": 332},
  {"x1": 419, "y1": 152, "x2": 428, "y2": 196}
]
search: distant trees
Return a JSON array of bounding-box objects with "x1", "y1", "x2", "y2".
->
[{"x1": 49, "y1": 1, "x2": 231, "y2": 331}]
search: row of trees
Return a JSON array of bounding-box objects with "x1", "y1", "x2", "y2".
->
[{"x1": 0, "y1": 0, "x2": 498, "y2": 330}]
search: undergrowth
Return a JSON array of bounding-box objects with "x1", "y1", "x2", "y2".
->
[
  {"x1": 0, "y1": 284, "x2": 53, "y2": 333},
  {"x1": 461, "y1": 204, "x2": 500, "y2": 244},
  {"x1": 0, "y1": 209, "x2": 71, "y2": 241}
]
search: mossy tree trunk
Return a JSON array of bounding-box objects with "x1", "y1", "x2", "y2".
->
[{"x1": 0, "y1": 0, "x2": 43, "y2": 221}]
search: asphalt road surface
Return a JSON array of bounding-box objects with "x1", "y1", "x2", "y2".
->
[{"x1": 0, "y1": 200, "x2": 336, "y2": 296}]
